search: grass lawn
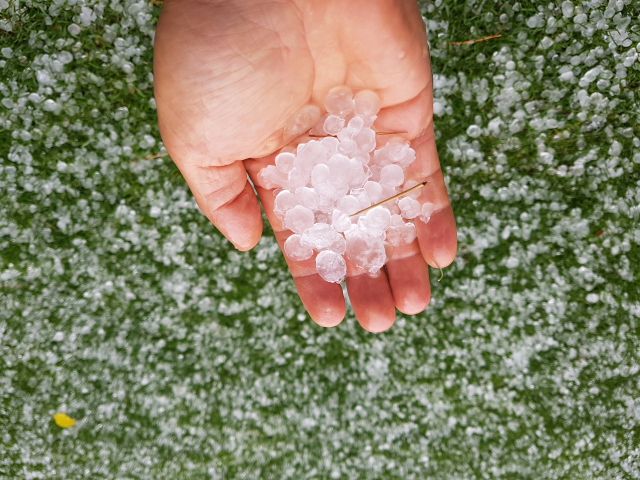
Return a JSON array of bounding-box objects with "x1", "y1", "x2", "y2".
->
[{"x1": 1, "y1": 0, "x2": 639, "y2": 478}]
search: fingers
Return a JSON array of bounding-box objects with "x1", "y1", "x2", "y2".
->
[
  {"x1": 373, "y1": 84, "x2": 433, "y2": 141},
  {"x1": 274, "y1": 228, "x2": 347, "y2": 326},
  {"x1": 254, "y1": 176, "x2": 393, "y2": 332},
  {"x1": 385, "y1": 253, "x2": 431, "y2": 315},
  {"x1": 293, "y1": 273, "x2": 346, "y2": 328},
  {"x1": 410, "y1": 127, "x2": 458, "y2": 268},
  {"x1": 376, "y1": 86, "x2": 457, "y2": 268},
  {"x1": 252, "y1": 180, "x2": 347, "y2": 327},
  {"x1": 180, "y1": 161, "x2": 263, "y2": 251},
  {"x1": 346, "y1": 269, "x2": 396, "y2": 333},
  {"x1": 416, "y1": 205, "x2": 458, "y2": 268}
]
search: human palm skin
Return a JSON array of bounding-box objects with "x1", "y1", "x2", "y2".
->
[{"x1": 154, "y1": 0, "x2": 457, "y2": 332}]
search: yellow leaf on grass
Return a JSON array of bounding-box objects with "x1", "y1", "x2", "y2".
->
[{"x1": 53, "y1": 413, "x2": 75, "y2": 428}]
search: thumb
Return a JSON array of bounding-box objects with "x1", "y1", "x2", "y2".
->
[{"x1": 180, "y1": 160, "x2": 263, "y2": 251}]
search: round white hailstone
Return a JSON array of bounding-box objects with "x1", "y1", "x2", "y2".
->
[
  {"x1": 332, "y1": 210, "x2": 352, "y2": 233},
  {"x1": 337, "y1": 195, "x2": 361, "y2": 215},
  {"x1": 373, "y1": 148, "x2": 393, "y2": 168},
  {"x1": 355, "y1": 215, "x2": 368, "y2": 233},
  {"x1": 316, "y1": 183, "x2": 337, "y2": 201},
  {"x1": 284, "y1": 205, "x2": 315, "y2": 234},
  {"x1": 41, "y1": 99, "x2": 57, "y2": 112},
  {"x1": 353, "y1": 128, "x2": 376, "y2": 152},
  {"x1": 336, "y1": 128, "x2": 351, "y2": 143},
  {"x1": 401, "y1": 180, "x2": 422, "y2": 200},
  {"x1": 315, "y1": 212, "x2": 330, "y2": 224},
  {"x1": 311, "y1": 163, "x2": 332, "y2": 189},
  {"x1": 324, "y1": 86, "x2": 354, "y2": 117},
  {"x1": 365, "y1": 206, "x2": 391, "y2": 231},
  {"x1": 284, "y1": 234, "x2": 313, "y2": 261},
  {"x1": 398, "y1": 197, "x2": 421, "y2": 219},
  {"x1": 385, "y1": 227, "x2": 403, "y2": 247},
  {"x1": 388, "y1": 142, "x2": 408, "y2": 162},
  {"x1": 343, "y1": 223, "x2": 359, "y2": 239},
  {"x1": 274, "y1": 190, "x2": 298, "y2": 216},
  {"x1": 346, "y1": 233, "x2": 386, "y2": 273},
  {"x1": 347, "y1": 116, "x2": 364, "y2": 136},
  {"x1": 321, "y1": 136, "x2": 339, "y2": 155},
  {"x1": 363, "y1": 181, "x2": 383, "y2": 204},
  {"x1": 397, "y1": 148, "x2": 416, "y2": 168},
  {"x1": 259, "y1": 165, "x2": 289, "y2": 189},
  {"x1": 354, "y1": 90, "x2": 381, "y2": 117},
  {"x1": 466, "y1": 124, "x2": 482, "y2": 138},
  {"x1": 288, "y1": 167, "x2": 310, "y2": 191},
  {"x1": 364, "y1": 225, "x2": 387, "y2": 242},
  {"x1": 353, "y1": 151, "x2": 370, "y2": 166},
  {"x1": 275, "y1": 152, "x2": 296, "y2": 174},
  {"x1": 316, "y1": 250, "x2": 347, "y2": 284},
  {"x1": 381, "y1": 184, "x2": 398, "y2": 203},
  {"x1": 539, "y1": 37, "x2": 554, "y2": 50},
  {"x1": 348, "y1": 159, "x2": 366, "y2": 187},
  {"x1": 401, "y1": 223, "x2": 417, "y2": 244},
  {"x1": 506, "y1": 257, "x2": 520, "y2": 269},
  {"x1": 295, "y1": 187, "x2": 321, "y2": 210},
  {"x1": 586, "y1": 293, "x2": 599, "y2": 304},
  {"x1": 331, "y1": 181, "x2": 351, "y2": 201},
  {"x1": 329, "y1": 236, "x2": 347, "y2": 255},
  {"x1": 337, "y1": 138, "x2": 356, "y2": 156},
  {"x1": 316, "y1": 194, "x2": 334, "y2": 213},
  {"x1": 294, "y1": 141, "x2": 327, "y2": 175},
  {"x1": 433, "y1": 100, "x2": 444, "y2": 116},
  {"x1": 328, "y1": 154, "x2": 351, "y2": 187},
  {"x1": 324, "y1": 115, "x2": 345, "y2": 135},
  {"x1": 562, "y1": 0, "x2": 574, "y2": 17},
  {"x1": 149, "y1": 206, "x2": 162, "y2": 218},
  {"x1": 349, "y1": 189, "x2": 371, "y2": 210},
  {"x1": 310, "y1": 112, "x2": 330, "y2": 136},
  {"x1": 301, "y1": 223, "x2": 342, "y2": 251},
  {"x1": 390, "y1": 214, "x2": 404, "y2": 227},
  {"x1": 387, "y1": 218, "x2": 409, "y2": 245},
  {"x1": 380, "y1": 164, "x2": 404, "y2": 187},
  {"x1": 285, "y1": 105, "x2": 321, "y2": 136},
  {"x1": 420, "y1": 202, "x2": 435, "y2": 223},
  {"x1": 68, "y1": 24, "x2": 81, "y2": 36},
  {"x1": 573, "y1": 12, "x2": 587, "y2": 23}
]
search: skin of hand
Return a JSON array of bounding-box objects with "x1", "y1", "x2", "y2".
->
[{"x1": 154, "y1": 0, "x2": 457, "y2": 332}]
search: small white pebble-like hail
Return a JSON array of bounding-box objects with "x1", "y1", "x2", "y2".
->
[{"x1": 259, "y1": 87, "x2": 434, "y2": 284}]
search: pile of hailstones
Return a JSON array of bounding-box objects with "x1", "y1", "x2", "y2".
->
[{"x1": 259, "y1": 87, "x2": 434, "y2": 284}]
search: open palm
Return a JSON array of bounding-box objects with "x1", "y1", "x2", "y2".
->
[{"x1": 154, "y1": 0, "x2": 457, "y2": 332}]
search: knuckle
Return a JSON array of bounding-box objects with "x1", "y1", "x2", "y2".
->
[{"x1": 199, "y1": 164, "x2": 247, "y2": 213}]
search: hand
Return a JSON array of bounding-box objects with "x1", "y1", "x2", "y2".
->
[{"x1": 154, "y1": 0, "x2": 457, "y2": 331}]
